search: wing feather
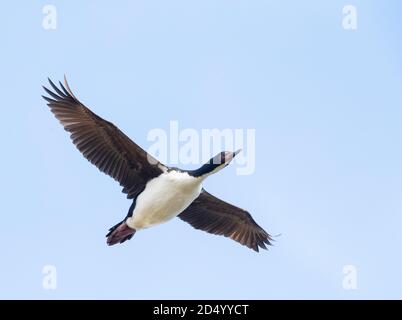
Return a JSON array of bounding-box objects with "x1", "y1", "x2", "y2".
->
[
  {"x1": 179, "y1": 190, "x2": 272, "y2": 252},
  {"x1": 43, "y1": 77, "x2": 166, "y2": 199}
]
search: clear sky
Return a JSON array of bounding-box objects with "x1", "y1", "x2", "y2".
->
[{"x1": 1, "y1": 1, "x2": 401, "y2": 299}]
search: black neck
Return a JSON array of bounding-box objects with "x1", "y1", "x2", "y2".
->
[
  {"x1": 186, "y1": 152, "x2": 227, "y2": 177},
  {"x1": 187, "y1": 163, "x2": 220, "y2": 178}
]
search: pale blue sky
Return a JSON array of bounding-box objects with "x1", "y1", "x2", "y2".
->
[{"x1": 1, "y1": 1, "x2": 401, "y2": 299}]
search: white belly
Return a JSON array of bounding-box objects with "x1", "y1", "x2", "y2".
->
[{"x1": 127, "y1": 171, "x2": 202, "y2": 230}]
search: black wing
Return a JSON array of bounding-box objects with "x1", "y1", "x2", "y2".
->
[
  {"x1": 178, "y1": 190, "x2": 272, "y2": 252},
  {"x1": 43, "y1": 77, "x2": 166, "y2": 199}
]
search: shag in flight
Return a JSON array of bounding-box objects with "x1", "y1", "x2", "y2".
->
[{"x1": 42, "y1": 77, "x2": 272, "y2": 252}]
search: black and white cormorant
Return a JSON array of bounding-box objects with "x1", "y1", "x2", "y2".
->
[{"x1": 42, "y1": 77, "x2": 272, "y2": 252}]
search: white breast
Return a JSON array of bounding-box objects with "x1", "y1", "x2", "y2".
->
[{"x1": 127, "y1": 171, "x2": 203, "y2": 230}]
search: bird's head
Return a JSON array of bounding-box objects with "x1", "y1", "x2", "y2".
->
[{"x1": 190, "y1": 149, "x2": 241, "y2": 178}]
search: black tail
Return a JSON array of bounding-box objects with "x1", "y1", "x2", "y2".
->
[{"x1": 106, "y1": 220, "x2": 136, "y2": 246}]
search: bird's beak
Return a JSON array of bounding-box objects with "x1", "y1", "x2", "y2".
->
[
  {"x1": 224, "y1": 149, "x2": 242, "y2": 163},
  {"x1": 233, "y1": 149, "x2": 242, "y2": 157}
]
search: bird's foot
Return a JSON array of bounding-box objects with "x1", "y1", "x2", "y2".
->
[{"x1": 106, "y1": 221, "x2": 136, "y2": 246}]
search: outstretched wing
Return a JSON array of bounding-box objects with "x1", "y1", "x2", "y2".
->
[
  {"x1": 178, "y1": 190, "x2": 272, "y2": 252},
  {"x1": 43, "y1": 77, "x2": 166, "y2": 199}
]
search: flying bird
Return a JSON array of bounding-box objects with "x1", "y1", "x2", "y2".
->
[{"x1": 42, "y1": 77, "x2": 272, "y2": 252}]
